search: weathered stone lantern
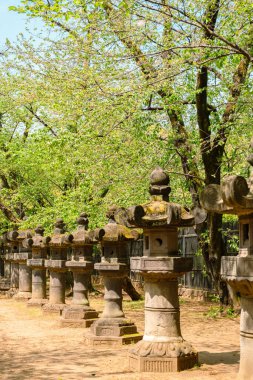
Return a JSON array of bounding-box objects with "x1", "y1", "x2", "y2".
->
[
  {"x1": 0, "y1": 235, "x2": 11, "y2": 290},
  {"x1": 201, "y1": 139, "x2": 253, "y2": 380},
  {"x1": 61, "y1": 213, "x2": 105, "y2": 327},
  {"x1": 27, "y1": 225, "x2": 50, "y2": 307},
  {"x1": 0, "y1": 236, "x2": 4, "y2": 277},
  {"x1": 42, "y1": 218, "x2": 73, "y2": 314},
  {"x1": 4, "y1": 229, "x2": 19, "y2": 294},
  {"x1": 13, "y1": 229, "x2": 34, "y2": 300},
  {"x1": 86, "y1": 206, "x2": 142, "y2": 346},
  {"x1": 121, "y1": 168, "x2": 198, "y2": 372}
]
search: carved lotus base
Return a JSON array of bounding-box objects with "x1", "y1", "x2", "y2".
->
[
  {"x1": 129, "y1": 340, "x2": 198, "y2": 372},
  {"x1": 130, "y1": 339, "x2": 196, "y2": 357}
]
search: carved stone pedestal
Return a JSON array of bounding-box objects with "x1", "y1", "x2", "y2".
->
[
  {"x1": 0, "y1": 252, "x2": 11, "y2": 290},
  {"x1": 42, "y1": 263, "x2": 66, "y2": 314},
  {"x1": 13, "y1": 253, "x2": 32, "y2": 300},
  {"x1": 42, "y1": 219, "x2": 73, "y2": 315},
  {"x1": 86, "y1": 263, "x2": 142, "y2": 346},
  {"x1": 27, "y1": 260, "x2": 48, "y2": 307},
  {"x1": 129, "y1": 257, "x2": 197, "y2": 372},
  {"x1": 86, "y1": 210, "x2": 142, "y2": 346},
  {"x1": 221, "y1": 256, "x2": 253, "y2": 380},
  {"x1": 61, "y1": 263, "x2": 98, "y2": 327},
  {"x1": 27, "y1": 226, "x2": 49, "y2": 307},
  {"x1": 61, "y1": 213, "x2": 103, "y2": 327},
  {"x1": 6, "y1": 254, "x2": 19, "y2": 296}
]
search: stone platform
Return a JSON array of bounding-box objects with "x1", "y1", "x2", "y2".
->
[{"x1": 85, "y1": 318, "x2": 142, "y2": 346}]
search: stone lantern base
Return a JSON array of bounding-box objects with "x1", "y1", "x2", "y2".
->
[
  {"x1": 13, "y1": 291, "x2": 32, "y2": 301},
  {"x1": 129, "y1": 352, "x2": 198, "y2": 372},
  {"x1": 42, "y1": 303, "x2": 66, "y2": 315},
  {"x1": 60, "y1": 305, "x2": 99, "y2": 328},
  {"x1": 27, "y1": 298, "x2": 48, "y2": 307},
  {"x1": 129, "y1": 340, "x2": 198, "y2": 372},
  {"x1": 85, "y1": 318, "x2": 143, "y2": 346}
]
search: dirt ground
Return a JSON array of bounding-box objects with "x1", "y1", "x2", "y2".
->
[{"x1": 0, "y1": 294, "x2": 240, "y2": 380}]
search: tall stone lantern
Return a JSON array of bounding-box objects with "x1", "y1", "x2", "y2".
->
[
  {"x1": 121, "y1": 168, "x2": 198, "y2": 372},
  {"x1": 4, "y1": 229, "x2": 19, "y2": 294},
  {"x1": 200, "y1": 139, "x2": 253, "y2": 380},
  {"x1": 86, "y1": 206, "x2": 142, "y2": 346},
  {"x1": 0, "y1": 234, "x2": 11, "y2": 289},
  {"x1": 13, "y1": 229, "x2": 34, "y2": 300},
  {"x1": 42, "y1": 218, "x2": 73, "y2": 314},
  {"x1": 27, "y1": 225, "x2": 51, "y2": 307},
  {"x1": 61, "y1": 212, "x2": 105, "y2": 327}
]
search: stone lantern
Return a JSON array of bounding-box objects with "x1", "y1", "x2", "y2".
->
[
  {"x1": 13, "y1": 229, "x2": 34, "y2": 300},
  {"x1": 200, "y1": 139, "x2": 253, "y2": 380},
  {"x1": 0, "y1": 236, "x2": 4, "y2": 277},
  {"x1": 0, "y1": 235, "x2": 11, "y2": 290},
  {"x1": 4, "y1": 229, "x2": 19, "y2": 294},
  {"x1": 86, "y1": 206, "x2": 142, "y2": 346},
  {"x1": 61, "y1": 213, "x2": 105, "y2": 327},
  {"x1": 27, "y1": 225, "x2": 51, "y2": 307},
  {"x1": 120, "y1": 168, "x2": 198, "y2": 372},
  {"x1": 42, "y1": 218, "x2": 73, "y2": 314}
]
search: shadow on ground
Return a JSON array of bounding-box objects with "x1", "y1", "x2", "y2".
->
[{"x1": 199, "y1": 350, "x2": 239, "y2": 365}]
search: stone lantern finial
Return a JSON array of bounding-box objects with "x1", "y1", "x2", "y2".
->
[
  {"x1": 35, "y1": 225, "x2": 44, "y2": 236},
  {"x1": 106, "y1": 205, "x2": 118, "y2": 223},
  {"x1": 76, "y1": 212, "x2": 89, "y2": 230},
  {"x1": 149, "y1": 167, "x2": 171, "y2": 201},
  {"x1": 54, "y1": 218, "x2": 66, "y2": 234}
]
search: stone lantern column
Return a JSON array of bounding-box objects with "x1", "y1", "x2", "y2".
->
[
  {"x1": 27, "y1": 226, "x2": 50, "y2": 307},
  {"x1": 13, "y1": 230, "x2": 34, "y2": 300},
  {"x1": 201, "y1": 138, "x2": 253, "y2": 380},
  {"x1": 86, "y1": 206, "x2": 142, "y2": 346},
  {"x1": 42, "y1": 218, "x2": 73, "y2": 314},
  {"x1": 61, "y1": 213, "x2": 105, "y2": 327},
  {"x1": 121, "y1": 168, "x2": 198, "y2": 372}
]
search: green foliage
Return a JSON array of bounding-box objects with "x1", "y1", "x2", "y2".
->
[
  {"x1": 205, "y1": 306, "x2": 221, "y2": 319},
  {"x1": 0, "y1": 0, "x2": 252, "y2": 236}
]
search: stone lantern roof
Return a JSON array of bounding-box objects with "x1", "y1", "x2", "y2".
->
[
  {"x1": 121, "y1": 167, "x2": 194, "y2": 228},
  {"x1": 200, "y1": 139, "x2": 253, "y2": 216},
  {"x1": 31, "y1": 225, "x2": 51, "y2": 248},
  {"x1": 102, "y1": 205, "x2": 140, "y2": 241},
  {"x1": 4, "y1": 229, "x2": 18, "y2": 244},
  {"x1": 72, "y1": 213, "x2": 105, "y2": 245},
  {"x1": 49, "y1": 218, "x2": 73, "y2": 247}
]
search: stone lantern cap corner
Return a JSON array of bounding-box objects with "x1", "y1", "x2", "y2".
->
[
  {"x1": 102, "y1": 205, "x2": 142, "y2": 242},
  {"x1": 200, "y1": 140, "x2": 253, "y2": 216}
]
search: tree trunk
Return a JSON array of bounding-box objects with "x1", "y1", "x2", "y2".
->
[{"x1": 122, "y1": 276, "x2": 142, "y2": 301}]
